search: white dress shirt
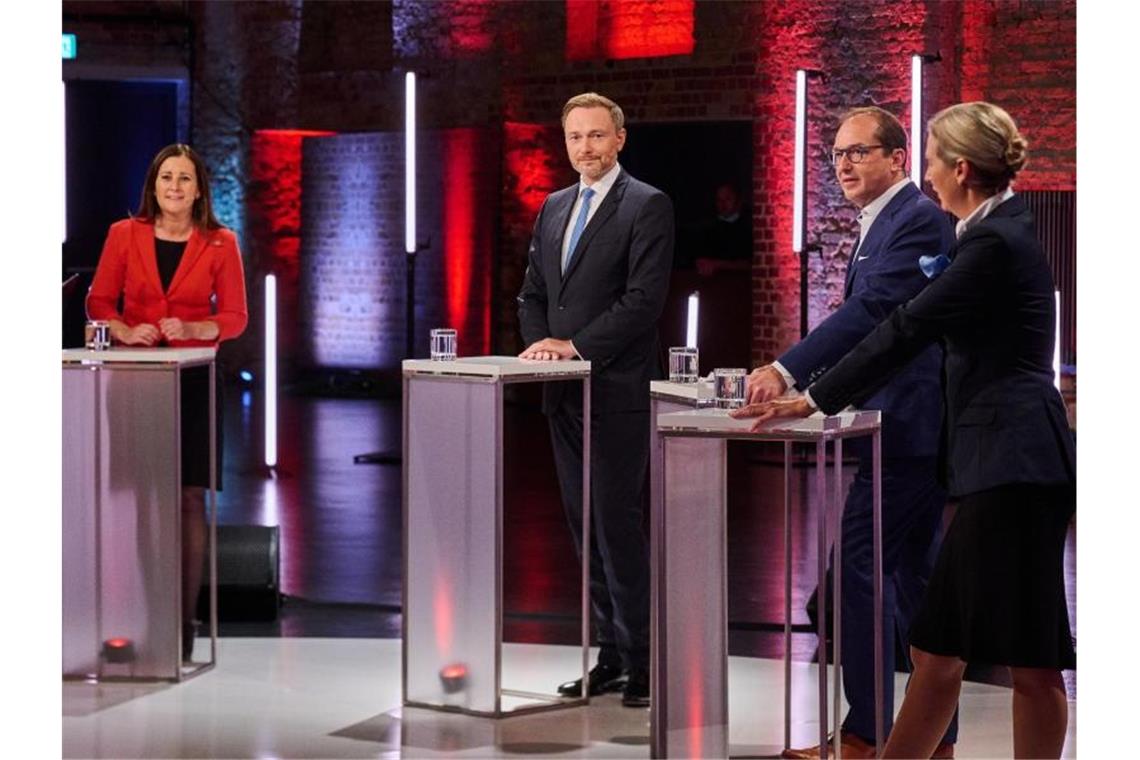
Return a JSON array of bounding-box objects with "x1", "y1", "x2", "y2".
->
[
  {"x1": 773, "y1": 177, "x2": 914, "y2": 403},
  {"x1": 559, "y1": 162, "x2": 622, "y2": 359},
  {"x1": 561, "y1": 161, "x2": 622, "y2": 265},
  {"x1": 955, "y1": 187, "x2": 1014, "y2": 239},
  {"x1": 853, "y1": 177, "x2": 913, "y2": 255}
]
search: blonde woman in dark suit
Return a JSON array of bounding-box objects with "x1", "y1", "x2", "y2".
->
[{"x1": 734, "y1": 102, "x2": 1075, "y2": 758}]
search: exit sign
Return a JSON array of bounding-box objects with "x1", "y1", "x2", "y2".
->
[{"x1": 62, "y1": 34, "x2": 77, "y2": 60}]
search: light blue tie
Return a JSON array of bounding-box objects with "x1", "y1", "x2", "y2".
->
[{"x1": 563, "y1": 187, "x2": 595, "y2": 273}]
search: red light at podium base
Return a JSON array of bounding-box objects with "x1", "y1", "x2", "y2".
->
[
  {"x1": 439, "y1": 662, "x2": 468, "y2": 693},
  {"x1": 102, "y1": 637, "x2": 136, "y2": 663}
]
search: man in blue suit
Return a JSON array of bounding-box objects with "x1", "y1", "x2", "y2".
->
[
  {"x1": 517, "y1": 93, "x2": 674, "y2": 707},
  {"x1": 747, "y1": 107, "x2": 957, "y2": 759}
]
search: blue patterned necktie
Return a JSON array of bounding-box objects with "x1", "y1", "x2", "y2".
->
[{"x1": 563, "y1": 186, "x2": 596, "y2": 273}]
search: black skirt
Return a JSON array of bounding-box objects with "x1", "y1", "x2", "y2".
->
[
  {"x1": 180, "y1": 364, "x2": 224, "y2": 490},
  {"x1": 908, "y1": 482, "x2": 1075, "y2": 669}
]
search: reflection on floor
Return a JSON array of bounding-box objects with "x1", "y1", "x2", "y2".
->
[
  {"x1": 215, "y1": 392, "x2": 1075, "y2": 679},
  {"x1": 74, "y1": 388, "x2": 1073, "y2": 756},
  {"x1": 62, "y1": 638, "x2": 1076, "y2": 759}
]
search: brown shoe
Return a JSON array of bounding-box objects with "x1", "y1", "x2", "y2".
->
[
  {"x1": 780, "y1": 731, "x2": 875, "y2": 759},
  {"x1": 932, "y1": 741, "x2": 955, "y2": 759}
]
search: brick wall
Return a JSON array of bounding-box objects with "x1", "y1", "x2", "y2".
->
[
  {"x1": 64, "y1": 0, "x2": 1077, "y2": 372},
  {"x1": 751, "y1": 0, "x2": 935, "y2": 364},
  {"x1": 958, "y1": 0, "x2": 1076, "y2": 191}
]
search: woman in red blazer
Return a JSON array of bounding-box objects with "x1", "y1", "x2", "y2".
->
[{"x1": 87, "y1": 143, "x2": 248, "y2": 661}]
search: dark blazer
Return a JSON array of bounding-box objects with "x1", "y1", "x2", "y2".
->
[
  {"x1": 518, "y1": 169, "x2": 674, "y2": 414},
  {"x1": 779, "y1": 182, "x2": 953, "y2": 458},
  {"x1": 87, "y1": 218, "x2": 249, "y2": 346},
  {"x1": 810, "y1": 195, "x2": 1076, "y2": 497}
]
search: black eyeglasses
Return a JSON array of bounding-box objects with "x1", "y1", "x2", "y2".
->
[{"x1": 830, "y1": 145, "x2": 885, "y2": 166}]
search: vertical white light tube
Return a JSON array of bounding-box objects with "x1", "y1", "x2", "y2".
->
[
  {"x1": 1054, "y1": 289, "x2": 1062, "y2": 390},
  {"x1": 264, "y1": 274, "x2": 277, "y2": 468},
  {"x1": 686, "y1": 292, "x2": 700, "y2": 348},
  {"x1": 62, "y1": 80, "x2": 67, "y2": 244},
  {"x1": 911, "y1": 55, "x2": 923, "y2": 186},
  {"x1": 405, "y1": 71, "x2": 416, "y2": 254},
  {"x1": 793, "y1": 70, "x2": 807, "y2": 253}
]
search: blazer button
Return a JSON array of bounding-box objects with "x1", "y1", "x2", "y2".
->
[{"x1": 558, "y1": 306, "x2": 565, "y2": 311}]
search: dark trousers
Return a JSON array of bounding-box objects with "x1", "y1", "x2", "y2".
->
[
  {"x1": 838, "y1": 456, "x2": 959, "y2": 745},
  {"x1": 548, "y1": 406, "x2": 650, "y2": 671}
]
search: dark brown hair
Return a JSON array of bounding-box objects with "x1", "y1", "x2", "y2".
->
[
  {"x1": 839, "y1": 106, "x2": 909, "y2": 162},
  {"x1": 134, "y1": 143, "x2": 222, "y2": 230}
]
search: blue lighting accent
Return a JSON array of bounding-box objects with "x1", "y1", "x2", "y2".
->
[
  {"x1": 239, "y1": 370, "x2": 254, "y2": 383},
  {"x1": 62, "y1": 34, "x2": 77, "y2": 60}
]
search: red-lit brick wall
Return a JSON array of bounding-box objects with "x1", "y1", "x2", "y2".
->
[
  {"x1": 501, "y1": 122, "x2": 568, "y2": 353},
  {"x1": 958, "y1": 0, "x2": 1076, "y2": 191},
  {"x1": 65, "y1": 0, "x2": 1076, "y2": 371},
  {"x1": 249, "y1": 130, "x2": 333, "y2": 371},
  {"x1": 498, "y1": 1, "x2": 758, "y2": 353},
  {"x1": 751, "y1": 0, "x2": 936, "y2": 365}
]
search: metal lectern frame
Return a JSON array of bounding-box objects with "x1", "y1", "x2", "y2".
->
[
  {"x1": 62, "y1": 347, "x2": 218, "y2": 683},
  {"x1": 401, "y1": 356, "x2": 592, "y2": 718},
  {"x1": 649, "y1": 397, "x2": 883, "y2": 759}
]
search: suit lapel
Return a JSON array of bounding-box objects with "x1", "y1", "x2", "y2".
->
[
  {"x1": 843, "y1": 234, "x2": 861, "y2": 297},
  {"x1": 131, "y1": 220, "x2": 164, "y2": 296},
  {"x1": 844, "y1": 183, "x2": 918, "y2": 299},
  {"x1": 547, "y1": 189, "x2": 577, "y2": 294},
  {"x1": 560, "y1": 171, "x2": 627, "y2": 286},
  {"x1": 167, "y1": 227, "x2": 210, "y2": 296}
]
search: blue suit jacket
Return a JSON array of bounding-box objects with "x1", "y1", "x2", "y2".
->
[
  {"x1": 517, "y1": 169, "x2": 675, "y2": 414},
  {"x1": 779, "y1": 182, "x2": 953, "y2": 458}
]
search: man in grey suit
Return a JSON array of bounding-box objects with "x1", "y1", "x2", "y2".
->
[{"x1": 517, "y1": 92, "x2": 674, "y2": 707}]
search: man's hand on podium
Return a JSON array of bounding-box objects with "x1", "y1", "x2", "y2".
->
[
  {"x1": 745, "y1": 364, "x2": 787, "y2": 404},
  {"x1": 519, "y1": 337, "x2": 578, "y2": 361},
  {"x1": 730, "y1": 395, "x2": 814, "y2": 432}
]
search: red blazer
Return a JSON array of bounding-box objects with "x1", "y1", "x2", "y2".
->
[{"x1": 87, "y1": 218, "x2": 248, "y2": 346}]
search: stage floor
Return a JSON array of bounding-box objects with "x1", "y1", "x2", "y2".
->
[{"x1": 62, "y1": 638, "x2": 1076, "y2": 759}]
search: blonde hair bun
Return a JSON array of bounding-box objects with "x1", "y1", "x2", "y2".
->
[{"x1": 928, "y1": 101, "x2": 1029, "y2": 194}]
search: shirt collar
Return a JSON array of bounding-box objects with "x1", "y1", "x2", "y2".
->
[
  {"x1": 579, "y1": 162, "x2": 621, "y2": 199},
  {"x1": 857, "y1": 177, "x2": 912, "y2": 225},
  {"x1": 955, "y1": 187, "x2": 1015, "y2": 238}
]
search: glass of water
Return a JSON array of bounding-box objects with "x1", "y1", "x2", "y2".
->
[
  {"x1": 85, "y1": 320, "x2": 111, "y2": 351},
  {"x1": 430, "y1": 328, "x2": 457, "y2": 361},
  {"x1": 713, "y1": 368, "x2": 746, "y2": 409},
  {"x1": 668, "y1": 347, "x2": 699, "y2": 384}
]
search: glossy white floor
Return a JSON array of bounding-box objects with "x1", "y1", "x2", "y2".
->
[{"x1": 63, "y1": 638, "x2": 1076, "y2": 759}]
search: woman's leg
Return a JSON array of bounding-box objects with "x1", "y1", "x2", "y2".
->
[
  {"x1": 881, "y1": 646, "x2": 966, "y2": 759},
  {"x1": 181, "y1": 486, "x2": 206, "y2": 624},
  {"x1": 1009, "y1": 667, "x2": 1067, "y2": 758}
]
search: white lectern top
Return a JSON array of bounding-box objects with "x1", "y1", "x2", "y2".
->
[
  {"x1": 649, "y1": 379, "x2": 715, "y2": 403},
  {"x1": 657, "y1": 407, "x2": 881, "y2": 441},
  {"x1": 62, "y1": 347, "x2": 217, "y2": 365},
  {"x1": 403, "y1": 355, "x2": 591, "y2": 380}
]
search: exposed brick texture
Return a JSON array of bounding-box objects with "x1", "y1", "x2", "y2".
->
[
  {"x1": 958, "y1": 0, "x2": 1076, "y2": 190},
  {"x1": 63, "y1": 0, "x2": 1076, "y2": 373}
]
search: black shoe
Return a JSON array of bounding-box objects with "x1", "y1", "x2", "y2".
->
[
  {"x1": 182, "y1": 620, "x2": 197, "y2": 662},
  {"x1": 621, "y1": 668, "x2": 650, "y2": 707},
  {"x1": 557, "y1": 663, "x2": 626, "y2": 697}
]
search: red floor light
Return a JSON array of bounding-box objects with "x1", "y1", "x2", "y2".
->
[
  {"x1": 439, "y1": 662, "x2": 469, "y2": 693},
  {"x1": 102, "y1": 637, "x2": 136, "y2": 663}
]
